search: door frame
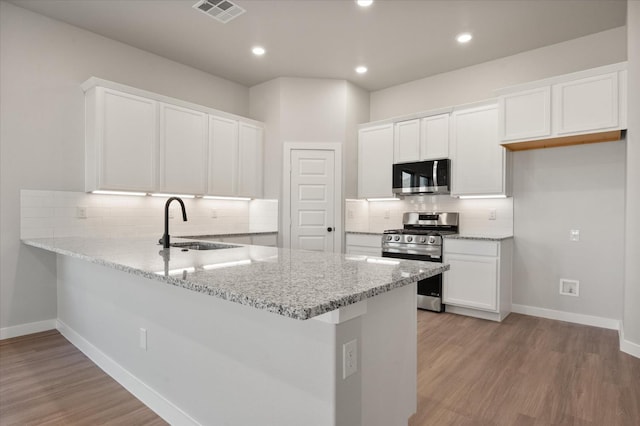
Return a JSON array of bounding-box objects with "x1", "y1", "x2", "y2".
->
[{"x1": 282, "y1": 142, "x2": 343, "y2": 252}]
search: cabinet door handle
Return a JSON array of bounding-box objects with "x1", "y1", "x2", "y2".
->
[{"x1": 327, "y1": 227, "x2": 333, "y2": 232}]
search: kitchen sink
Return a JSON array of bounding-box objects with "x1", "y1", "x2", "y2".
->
[{"x1": 170, "y1": 241, "x2": 237, "y2": 251}]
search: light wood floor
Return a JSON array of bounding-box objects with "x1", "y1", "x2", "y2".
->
[{"x1": 1, "y1": 313, "x2": 638, "y2": 425}]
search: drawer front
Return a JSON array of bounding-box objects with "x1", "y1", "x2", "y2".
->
[
  {"x1": 346, "y1": 233, "x2": 383, "y2": 249},
  {"x1": 444, "y1": 239, "x2": 498, "y2": 257}
]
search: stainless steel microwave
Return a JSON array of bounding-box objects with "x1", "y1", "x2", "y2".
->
[{"x1": 392, "y1": 159, "x2": 451, "y2": 195}]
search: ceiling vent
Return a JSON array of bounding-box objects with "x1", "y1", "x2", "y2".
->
[{"x1": 193, "y1": 0, "x2": 246, "y2": 24}]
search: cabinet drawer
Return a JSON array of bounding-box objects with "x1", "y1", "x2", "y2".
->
[
  {"x1": 444, "y1": 239, "x2": 498, "y2": 257},
  {"x1": 346, "y1": 233, "x2": 382, "y2": 248}
]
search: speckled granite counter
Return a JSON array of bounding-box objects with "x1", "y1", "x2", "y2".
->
[
  {"x1": 23, "y1": 236, "x2": 446, "y2": 320},
  {"x1": 180, "y1": 231, "x2": 277, "y2": 238},
  {"x1": 345, "y1": 231, "x2": 384, "y2": 235},
  {"x1": 444, "y1": 234, "x2": 513, "y2": 241}
]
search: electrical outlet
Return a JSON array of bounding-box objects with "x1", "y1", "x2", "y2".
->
[
  {"x1": 76, "y1": 206, "x2": 88, "y2": 219},
  {"x1": 343, "y1": 339, "x2": 357, "y2": 379},
  {"x1": 139, "y1": 328, "x2": 147, "y2": 351},
  {"x1": 347, "y1": 209, "x2": 354, "y2": 219},
  {"x1": 384, "y1": 210, "x2": 391, "y2": 219},
  {"x1": 168, "y1": 207, "x2": 175, "y2": 219},
  {"x1": 570, "y1": 229, "x2": 580, "y2": 241},
  {"x1": 211, "y1": 209, "x2": 218, "y2": 219},
  {"x1": 560, "y1": 279, "x2": 579, "y2": 296},
  {"x1": 488, "y1": 209, "x2": 497, "y2": 220}
]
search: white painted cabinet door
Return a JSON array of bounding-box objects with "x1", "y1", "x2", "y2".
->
[
  {"x1": 420, "y1": 114, "x2": 449, "y2": 160},
  {"x1": 290, "y1": 149, "x2": 335, "y2": 252},
  {"x1": 237, "y1": 122, "x2": 263, "y2": 198},
  {"x1": 499, "y1": 87, "x2": 551, "y2": 142},
  {"x1": 394, "y1": 119, "x2": 420, "y2": 163},
  {"x1": 553, "y1": 72, "x2": 619, "y2": 135},
  {"x1": 159, "y1": 103, "x2": 208, "y2": 194},
  {"x1": 358, "y1": 124, "x2": 394, "y2": 198},
  {"x1": 88, "y1": 88, "x2": 158, "y2": 192},
  {"x1": 443, "y1": 254, "x2": 498, "y2": 311},
  {"x1": 450, "y1": 104, "x2": 505, "y2": 196},
  {"x1": 208, "y1": 116, "x2": 238, "y2": 196}
]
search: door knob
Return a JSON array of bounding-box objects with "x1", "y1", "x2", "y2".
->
[{"x1": 327, "y1": 227, "x2": 333, "y2": 232}]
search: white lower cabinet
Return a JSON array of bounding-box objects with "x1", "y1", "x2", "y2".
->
[
  {"x1": 345, "y1": 233, "x2": 382, "y2": 256},
  {"x1": 443, "y1": 238, "x2": 512, "y2": 322}
]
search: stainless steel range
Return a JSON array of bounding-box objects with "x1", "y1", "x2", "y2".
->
[{"x1": 382, "y1": 212, "x2": 459, "y2": 312}]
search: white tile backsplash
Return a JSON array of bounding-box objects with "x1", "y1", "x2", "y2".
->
[
  {"x1": 345, "y1": 195, "x2": 513, "y2": 235},
  {"x1": 21, "y1": 190, "x2": 278, "y2": 239}
]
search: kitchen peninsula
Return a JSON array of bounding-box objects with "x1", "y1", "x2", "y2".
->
[{"x1": 22, "y1": 236, "x2": 446, "y2": 426}]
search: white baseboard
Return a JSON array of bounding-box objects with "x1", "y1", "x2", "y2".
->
[
  {"x1": 511, "y1": 304, "x2": 620, "y2": 330},
  {"x1": 619, "y1": 323, "x2": 640, "y2": 359},
  {"x1": 56, "y1": 320, "x2": 201, "y2": 426},
  {"x1": 0, "y1": 319, "x2": 57, "y2": 340}
]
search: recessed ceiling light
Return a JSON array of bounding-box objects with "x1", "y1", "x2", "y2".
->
[
  {"x1": 456, "y1": 33, "x2": 473, "y2": 44},
  {"x1": 355, "y1": 66, "x2": 368, "y2": 74},
  {"x1": 356, "y1": 0, "x2": 374, "y2": 7},
  {"x1": 252, "y1": 46, "x2": 266, "y2": 56}
]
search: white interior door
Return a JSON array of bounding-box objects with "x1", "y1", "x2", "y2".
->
[{"x1": 290, "y1": 149, "x2": 335, "y2": 252}]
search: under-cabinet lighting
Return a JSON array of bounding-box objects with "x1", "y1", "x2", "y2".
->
[
  {"x1": 202, "y1": 195, "x2": 251, "y2": 201},
  {"x1": 151, "y1": 193, "x2": 196, "y2": 199},
  {"x1": 458, "y1": 195, "x2": 507, "y2": 199},
  {"x1": 366, "y1": 197, "x2": 400, "y2": 202},
  {"x1": 91, "y1": 190, "x2": 147, "y2": 196},
  {"x1": 155, "y1": 267, "x2": 196, "y2": 276},
  {"x1": 366, "y1": 258, "x2": 400, "y2": 266},
  {"x1": 202, "y1": 260, "x2": 251, "y2": 270},
  {"x1": 356, "y1": 0, "x2": 373, "y2": 7}
]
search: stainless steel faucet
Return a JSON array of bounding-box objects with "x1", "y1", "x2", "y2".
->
[{"x1": 161, "y1": 197, "x2": 188, "y2": 248}]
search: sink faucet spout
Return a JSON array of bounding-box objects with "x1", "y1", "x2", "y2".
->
[{"x1": 162, "y1": 197, "x2": 188, "y2": 248}]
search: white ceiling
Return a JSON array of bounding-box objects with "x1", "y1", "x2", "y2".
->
[{"x1": 10, "y1": 0, "x2": 627, "y2": 91}]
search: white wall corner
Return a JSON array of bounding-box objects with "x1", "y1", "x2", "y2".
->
[
  {"x1": 619, "y1": 322, "x2": 640, "y2": 359},
  {"x1": 0, "y1": 319, "x2": 57, "y2": 340},
  {"x1": 511, "y1": 304, "x2": 620, "y2": 330}
]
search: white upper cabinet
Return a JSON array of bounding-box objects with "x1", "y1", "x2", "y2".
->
[
  {"x1": 208, "y1": 116, "x2": 238, "y2": 196},
  {"x1": 237, "y1": 122, "x2": 263, "y2": 198},
  {"x1": 553, "y1": 72, "x2": 619, "y2": 135},
  {"x1": 394, "y1": 119, "x2": 420, "y2": 163},
  {"x1": 499, "y1": 87, "x2": 551, "y2": 142},
  {"x1": 393, "y1": 114, "x2": 449, "y2": 163},
  {"x1": 420, "y1": 114, "x2": 449, "y2": 160},
  {"x1": 85, "y1": 87, "x2": 158, "y2": 193},
  {"x1": 358, "y1": 123, "x2": 394, "y2": 198},
  {"x1": 82, "y1": 78, "x2": 264, "y2": 197},
  {"x1": 159, "y1": 103, "x2": 208, "y2": 194},
  {"x1": 450, "y1": 103, "x2": 509, "y2": 197},
  {"x1": 497, "y1": 62, "x2": 627, "y2": 149}
]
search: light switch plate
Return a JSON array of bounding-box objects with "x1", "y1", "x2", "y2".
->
[{"x1": 570, "y1": 229, "x2": 580, "y2": 241}]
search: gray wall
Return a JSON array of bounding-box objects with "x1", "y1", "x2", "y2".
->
[
  {"x1": 512, "y1": 141, "x2": 625, "y2": 320},
  {"x1": 624, "y1": 2, "x2": 640, "y2": 349},
  {"x1": 250, "y1": 77, "x2": 370, "y2": 246},
  {"x1": 369, "y1": 26, "x2": 628, "y2": 323},
  {"x1": 0, "y1": 1, "x2": 250, "y2": 331}
]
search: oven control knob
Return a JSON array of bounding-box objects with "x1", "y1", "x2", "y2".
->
[
  {"x1": 386, "y1": 235, "x2": 393, "y2": 241},
  {"x1": 419, "y1": 236, "x2": 426, "y2": 243},
  {"x1": 407, "y1": 236, "x2": 413, "y2": 242},
  {"x1": 428, "y1": 236, "x2": 436, "y2": 244},
  {"x1": 393, "y1": 235, "x2": 401, "y2": 241}
]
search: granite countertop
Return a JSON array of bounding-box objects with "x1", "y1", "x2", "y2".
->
[
  {"x1": 345, "y1": 231, "x2": 384, "y2": 235},
  {"x1": 22, "y1": 237, "x2": 446, "y2": 321},
  {"x1": 444, "y1": 234, "x2": 513, "y2": 241}
]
